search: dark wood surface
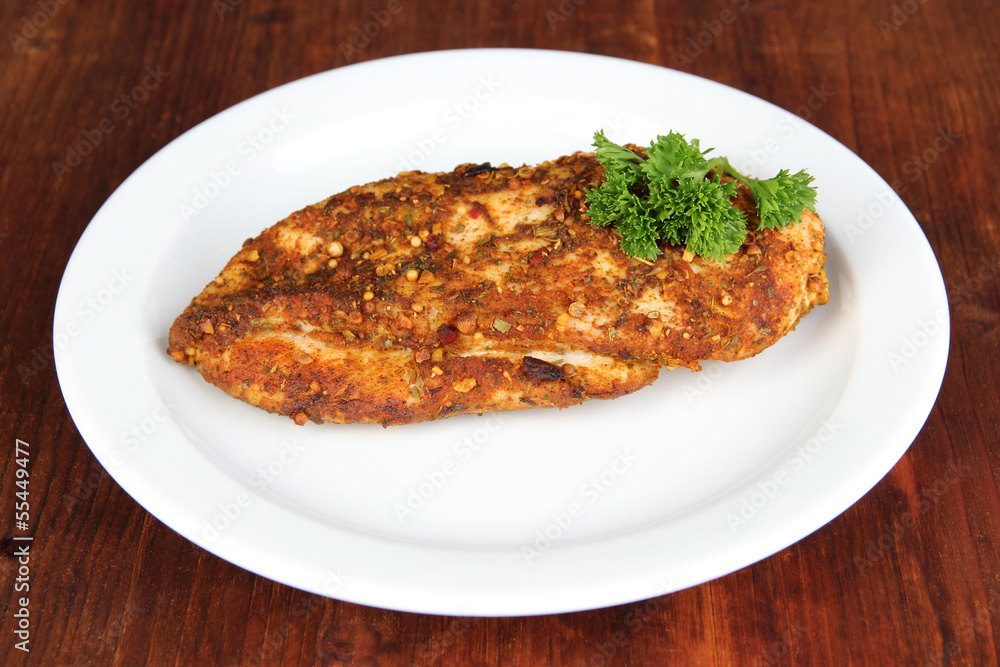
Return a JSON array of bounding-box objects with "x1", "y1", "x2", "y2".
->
[{"x1": 2, "y1": 0, "x2": 999, "y2": 664}]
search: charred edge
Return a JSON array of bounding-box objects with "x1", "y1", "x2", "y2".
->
[
  {"x1": 522, "y1": 356, "x2": 565, "y2": 383},
  {"x1": 464, "y1": 162, "x2": 493, "y2": 177}
]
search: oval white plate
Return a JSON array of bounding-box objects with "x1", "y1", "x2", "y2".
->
[{"x1": 55, "y1": 49, "x2": 949, "y2": 616}]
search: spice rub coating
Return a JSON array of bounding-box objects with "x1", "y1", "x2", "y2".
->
[{"x1": 168, "y1": 152, "x2": 828, "y2": 426}]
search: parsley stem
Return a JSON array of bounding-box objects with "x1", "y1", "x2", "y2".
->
[{"x1": 703, "y1": 157, "x2": 751, "y2": 188}]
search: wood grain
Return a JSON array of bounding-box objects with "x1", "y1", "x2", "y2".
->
[{"x1": 2, "y1": 0, "x2": 999, "y2": 664}]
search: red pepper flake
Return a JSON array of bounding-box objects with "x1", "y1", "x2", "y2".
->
[
  {"x1": 437, "y1": 324, "x2": 458, "y2": 345},
  {"x1": 469, "y1": 203, "x2": 485, "y2": 219},
  {"x1": 528, "y1": 249, "x2": 546, "y2": 265},
  {"x1": 426, "y1": 233, "x2": 439, "y2": 251}
]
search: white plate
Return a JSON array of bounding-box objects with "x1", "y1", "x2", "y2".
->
[{"x1": 55, "y1": 49, "x2": 949, "y2": 616}]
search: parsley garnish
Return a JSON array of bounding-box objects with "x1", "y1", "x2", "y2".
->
[{"x1": 584, "y1": 131, "x2": 817, "y2": 261}]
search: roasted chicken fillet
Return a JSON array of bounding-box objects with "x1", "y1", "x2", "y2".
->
[{"x1": 168, "y1": 152, "x2": 828, "y2": 426}]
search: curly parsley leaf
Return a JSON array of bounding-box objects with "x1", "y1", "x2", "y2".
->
[
  {"x1": 658, "y1": 178, "x2": 746, "y2": 261},
  {"x1": 584, "y1": 131, "x2": 817, "y2": 261},
  {"x1": 743, "y1": 169, "x2": 817, "y2": 230}
]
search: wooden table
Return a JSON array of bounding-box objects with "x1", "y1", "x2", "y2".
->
[{"x1": 3, "y1": 0, "x2": 998, "y2": 664}]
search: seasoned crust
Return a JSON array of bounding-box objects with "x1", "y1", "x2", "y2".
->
[{"x1": 168, "y1": 152, "x2": 828, "y2": 425}]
